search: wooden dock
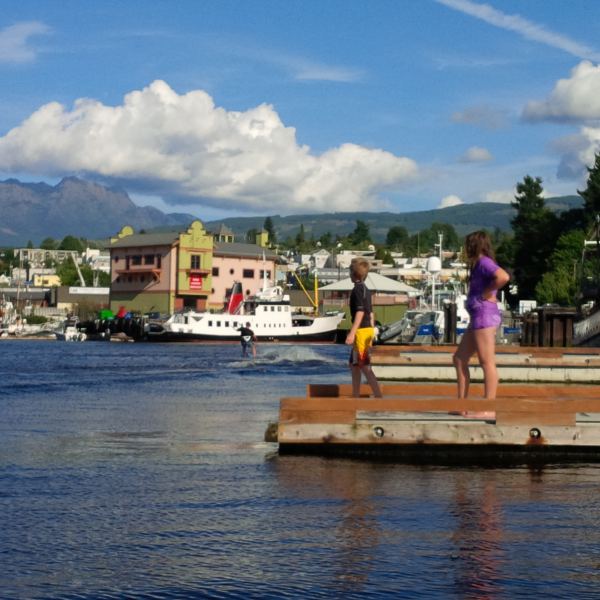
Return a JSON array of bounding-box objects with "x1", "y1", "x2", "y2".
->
[
  {"x1": 371, "y1": 345, "x2": 600, "y2": 383},
  {"x1": 275, "y1": 381, "x2": 600, "y2": 463}
]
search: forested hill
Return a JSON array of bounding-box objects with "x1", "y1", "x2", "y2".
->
[{"x1": 206, "y1": 196, "x2": 582, "y2": 244}]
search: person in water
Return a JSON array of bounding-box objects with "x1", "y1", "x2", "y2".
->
[
  {"x1": 346, "y1": 257, "x2": 383, "y2": 398},
  {"x1": 237, "y1": 322, "x2": 257, "y2": 358},
  {"x1": 453, "y1": 231, "x2": 510, "y2": 416}
]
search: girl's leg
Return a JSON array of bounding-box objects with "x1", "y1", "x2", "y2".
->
[
  {"x1": 453, "y1": 329, "x2": 476, "y2": 399},
  {"x1": 361, "y1": 365, "x2": 383, "y2": 398},
  {"x1": 351, "y1": 364, "x2": 362, "y2": 397},
  {"x1": 473, "y1": 327, "x2": 498, "y2": 400}
]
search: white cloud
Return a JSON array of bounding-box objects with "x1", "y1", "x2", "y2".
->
[
  {"x1": 436, "y1": 0, "x2": 600, "y2": 62},
  {"x1": 451, "y1": 105, "x2": 509, "y2": 129},
  {"x1": 523, "y1": 61, "x2": 600, "y2": 122},
  {"x1": 0, "y1": 21, "x2": 51, "y2": 64},
  {"x1": 438, "y1": 194, "x2": 464, "y2": 208},
  {"x1": 0, "y1": 80, "x2": 418, "y2": 213},
  {"x1": 459, "y1": 146, "x2": 493, "y2": 163},
  {"x1": 554, "y1": 126, "x2": 600, "y2": 180},
  {"x1": 484, "y1": 189, "x2": 515, "y2": 203}
]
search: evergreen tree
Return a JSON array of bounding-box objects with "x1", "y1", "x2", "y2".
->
[
  {"x1": 579, "y1": 152, "x2": 600, "y2": 221},
  {"x1": 386, "y1": 225, "x2": 409, "y2": 249},
  {"x1": 348, "y1": 220, "x2": 370, "y2": 246},
  {"x1": 511, "y1": 175, "x2": 558, "y2": 300},
  {"x1": 263, "y1": 216, "x2": 277, "y2": 244},
  {"x1": 295, "y1": 224, "x2": 306, "y2": 246}
]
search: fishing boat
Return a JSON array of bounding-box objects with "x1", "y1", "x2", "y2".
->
[
  {"x1": 55, "y1": 317, "x2": 87, "y2": 342},
  {"x1": 148, "y1": 281, "x2": 344, "y2": 342}
]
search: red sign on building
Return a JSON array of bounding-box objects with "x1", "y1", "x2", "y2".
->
[{"x1": 189, "y1": 275, "x2": 203, "y2": 290}]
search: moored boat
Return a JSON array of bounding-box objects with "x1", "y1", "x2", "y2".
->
[{"x1": 148, "y1": 282, "x2": 344, "y2": 342}]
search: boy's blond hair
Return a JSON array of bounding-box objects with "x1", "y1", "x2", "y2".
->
[{"x1": 350, "y1": 257, "x2": 370, "y2": 282}]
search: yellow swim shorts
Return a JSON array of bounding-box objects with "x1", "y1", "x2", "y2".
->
[{"x1": 349, "y1": 327, "x2": 375, "y2": 366}]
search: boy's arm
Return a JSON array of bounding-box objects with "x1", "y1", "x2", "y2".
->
[{"x1": 346, "y1": 310, "x2": 364, "y2": 345}]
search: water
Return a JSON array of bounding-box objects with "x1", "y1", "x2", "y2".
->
[{"x1": 2, "y1": 341, "x2": 600, "y2": 599}]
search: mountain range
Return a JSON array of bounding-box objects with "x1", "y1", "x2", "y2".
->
[
  {"x1": 0, "y1": 176, "x2": 583, "y2": 247},
  {"x1": 0, "y1": 177, "x2": 195, "y2": 246}
]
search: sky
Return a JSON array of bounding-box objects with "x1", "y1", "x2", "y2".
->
[{"x1": 2, "y1": 0, "x2": 600, "y2": 221}]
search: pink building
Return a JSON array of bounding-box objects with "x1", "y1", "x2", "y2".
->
[{"x1": 211, "y1": 242, "x2": 278, "y2": 309}]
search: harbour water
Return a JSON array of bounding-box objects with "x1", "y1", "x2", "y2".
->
[{"x1": 2, "y1": 341, "x2": 600, "y2": 598}]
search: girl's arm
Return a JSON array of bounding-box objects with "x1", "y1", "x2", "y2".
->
[{"x1": 482, "y1": 267, "x2": 510, "y2": 300}]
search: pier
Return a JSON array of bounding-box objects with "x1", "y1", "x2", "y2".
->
[{"x1": 274, "y1": 345, "x2": 600, "y2": 463}]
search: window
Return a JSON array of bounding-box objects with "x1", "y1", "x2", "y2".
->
[
  {"x1": 230, "y1": 268, "x2": 235, "y2": 275},
  {"x1": 208, "y1": 320, "x2": 213, "y2": 327},
  {"x1": 212, "y1": 267, "x2": 219, "y2": 276},
  {"x1": 217, "y1": 321, "x2": 221, "y2": 327},
  {"x1": 243, "y1": 269, "x2": 254, "y2": 278},
  {"x1": 132, "y1": 255, "x2": 142, "y2": 266},
  {"x1": 225, "y1": 321, "x2": 229, "y2": 327},
  {"x1": 191, "y1": 255, "x2": 201, "y2": 270},
  {"x1": 156, "y1": 254, "x2": 161, "y2": 268},
  {"x1": 114, "y1": 256, "x2": 120, "y2": 263},
  {"x1": 260, "y1": 270, "x2": 271, "y2": 279},
  {"x1": 144, "y1": 254, "x2": 154, "y2": 265},
  {"x1": 277, "y1": 306, "x2": 281, "y2": 312}
]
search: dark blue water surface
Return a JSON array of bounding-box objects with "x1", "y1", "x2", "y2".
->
[{"x1": 2, "y1": 340, "x2": 600, "y2": 599}]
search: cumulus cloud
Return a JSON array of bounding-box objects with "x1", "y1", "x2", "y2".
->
[
  {"x1": 459, "y1": 146, "x2": 493, "y2": 163},
  {"x1": 554, "y1": 126, "x2": 600, "y2": 180},
  {"x1": 0, "y1": 81, "x2": 418, "y2": 213},
  {"x1": 438, "y1": 194, "x2": 464, "y2": 208},
  {"x1": 523, "y1": 61, "x2": 600, "y2": 122},
  {"x1": 436, "y1": 0, "x2": 600, "y2": 62},
  {"x1": 0, "y1": 21, "x2": 51, "y2": 64},
  {"x1": 452, "y1": 105, "x2": 509, "y2": 129}
]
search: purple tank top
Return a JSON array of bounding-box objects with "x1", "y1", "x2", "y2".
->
[{"x1": 467, "y1": 255, "x2": 502, "y2": 329}]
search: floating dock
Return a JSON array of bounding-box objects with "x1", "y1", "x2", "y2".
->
[
  {"x1": 371, "y1": 345, "x2": 600, "y2": 383},
  {"x1": 274, "y1": 377, "x2": 600, "y2": 463}
]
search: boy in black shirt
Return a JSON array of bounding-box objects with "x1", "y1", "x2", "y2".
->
[{"x1": 346, "y1": 258, "x2": 382, "y2": 398}]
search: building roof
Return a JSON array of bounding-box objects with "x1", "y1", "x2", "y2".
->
[
  {"x1": 110, "y1": 231, "x2": 180, "y2": 248},
  {"x1": 214, "y1": 242, "x2": 278, "y2": 260},
  {"x1": 319, "y1": 272, "x2": 420, "y2": 294}
]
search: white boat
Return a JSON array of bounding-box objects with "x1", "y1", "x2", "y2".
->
[
  {"x1": 55, "y1": 317, "x2": 87, "y2": 342},
  {"x1": 148, "y1": 282, "x2": 344, "y2": 342}
]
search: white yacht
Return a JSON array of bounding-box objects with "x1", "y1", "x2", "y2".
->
[{"x1": 148, "y1": 282, "x2": 344, "y2": 342}]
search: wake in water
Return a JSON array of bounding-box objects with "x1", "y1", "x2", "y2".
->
[{"x1": 230, "y1": 345, "x2": 341, "y2": 368}]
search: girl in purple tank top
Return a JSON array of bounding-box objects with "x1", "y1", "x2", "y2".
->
[{"x1": 453, "y1": 231, "x2": 510, "y2": 417}]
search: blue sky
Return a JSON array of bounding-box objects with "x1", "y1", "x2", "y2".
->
[{"x1": 2, "y1": 0, "x2": 600, "y2": 220}]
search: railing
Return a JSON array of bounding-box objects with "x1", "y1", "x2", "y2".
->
[{"x1": 574, "y1": 310, "x2": 600, "y2": 345}]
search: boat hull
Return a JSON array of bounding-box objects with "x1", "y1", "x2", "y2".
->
[{"x1": 146, "y1": 329, "x2": 339, "y2": 343}]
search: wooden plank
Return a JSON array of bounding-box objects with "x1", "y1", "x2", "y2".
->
[
  {"x1": 277, "y1": 421, "x2": 600, "y2": 446},
  {"x1": 495, "y1": 411, "x2": 575, "y2": 426},
  {"x1": 306, "y1": 383, "x2": 600, "y2": 399},
  {"x1": 372, "y1": 345, "x2": 600, "y2": 357},
  {"x1": 279, "y1": 409, "x2": 355, "y2": 424}
]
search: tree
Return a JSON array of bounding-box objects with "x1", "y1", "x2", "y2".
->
[
  {"x1": 318, "y1": 232, "x2": 333, "y2": 248},
  {"x1": 578, "y1": 152, "x2": 600, "y2": 221},
  {"x1": 296, "y1": 224, "x2": 306, "y2": 246},
  {"x1": 40, "y1": 237, "x2": 58, "y2": 250},
  {"x1": 263, "y1": 216, "x2": 277, "y2": 244},
  {"x1": 56, "y1": 261, "x2": 93, "y2": 286},
  {"x1": 246, "y1": 228, "x2": 258, "y2": 244},
  {"x1": 535, "y1": 230, "x2": 585, "y2": 306},
  {"x1": 511, "y1": 175, "x2": 558, "y2": 300},
  {"x1": 386, "y1": 225, "x2": 409, "y2": 249},
  {"x1": 59, "y1": 235, "x2": 84, "y2": 253},
  {"x1": 348, "y1": 220, "x2": 370, "y2": 247},
  {"x1": 375, "y1": 247, "x2": 394, "y2": 264}
]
